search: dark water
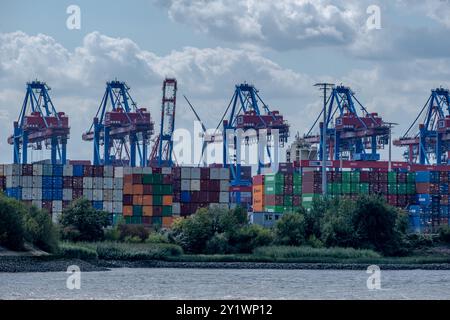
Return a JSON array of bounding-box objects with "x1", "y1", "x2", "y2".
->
[{"x1": 1, "y1": 268, "x2": 450, "y2": 299}]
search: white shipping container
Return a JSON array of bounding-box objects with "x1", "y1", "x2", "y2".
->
[
  {"x1": 5, "y1": 164, "x2": 22, "y2": 176},
  {"x1": 113, "y1": 178, "x2": 123, "y2": 189},
  {"x1": 219, "y1": 192, "x2": 229, "y2": 203},
  {"x1": 32, "y1": 176, "x2": 42, "y2": 188},
  {"x1": 190, "y1": 179, "x2": 201, "y2": 191},
  {"x1": 113, "y1": 201, "x2": 123, "y2": 214},
  {"x1": 209, "y1": 203, "x2": 220, "y2": 209},
  {"x1": 219, "y1": 168, "x2": 230, "y2": 180},
  {"x1": 63, "y1": 165, "x2": 73, "y2": 176},
  {"x1": 22, "y1": 176, "x2": 33, "y2": 188},
  {"x1": 32, "y1": 188, "x2": 42, "y2": 201},
  {"x1": 32, "y1": 200, "x2": 42, "y2": 209},
  {"x1": 161, "y1": 167, "x2": 172, "y2": 175},
  {"x1": 52, "y1": 200, "x2": 63, "y2": 212},
  {"x1": 6, "y1": 175, "x2": 21, "y2": 188},
  {"x1": 103, "y1": 201, "x2": 113, "y2": 213},
  {"x1": 93, "y1": 177, "x2": 103, "y2": 189},
  {"x1": 93, "y1": 189, "x2": 103, "y2": 201},
  {"x1": 103, "y1": 189, "x2": 113, "y2": 201},
  {"x1": 103, "y1": 177, "x2": 113, "y2": 190},
  {"x1": 114, "y1": 166, "x2": 124, "y2": 178},
  {"x1": 83, "y1": 189, "x2": 93, "y2": 201},
  {"x1": 132, "y1": 167, "x2": 143, "y2": 174},
  {"x1": 220, "y1": 180, "x2": 229, "y2": 191},
  {"x1": 83, "y1": 177, "x2": 93, "y2": 189},
  {"x1": 103, "y1": 166, "x2": 114, "y2": 177},
  {"x1": 142, "y1": 167, "x2": 152, "y2": 174},
  {"x1": 181, "y1": 167, "x2": 191, "y2": 179},
  {"x1": 22, "y1": 188, "x2": 33, "y2": 200},
  {"x1": 123, "y1": 167, "x2": 133, "y2": 175},
  {"x1": 191, "y1": 168, "x2": 201, "y2": 180},
  {"x1": 32, "y1": 164, "x2": 43, "y2": 176},
  {"x1": 113, "y1": 189, "x2": 123, "y2": 201},
  {"x1": 63, "y1": 189, "x2": 73, "y2": 201},
  {"x1": 181, "y1": 179, "x2": 191, "y2": 191},
  {"x1": 172, "y1": 202, "x2": 181, "y2": 215},
  {"x1": 52, "y1": 212, "x2": 62, "y2": 224},
  {"x1": 218, "y1": 203, "x2": 229, "y2": 210},
  {"x1": 210, "y1": 168, "x2": 220, "y2": 180}
]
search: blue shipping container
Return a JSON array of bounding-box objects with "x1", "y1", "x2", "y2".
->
[
  {"x1": 52, "y1": 189, "x2": 63, "y2": 200},
  {"x1": 417, "y1": 194, "x2": 431, "y2": 206},
  {"x1": 73, "y1": 165, "x2": 84, "y2": 177},
  {"x1": 416, "y1": 171, "x2": 431, "y2": 183},
  {"x1": 5, "y1": 187, "x2": 22, "y2": 200},
  {"x1": 92, "y1": 201, "x2": 103, "y2": 210},
  {"x1": 42, "y1": 176, "x2": 53, "y2": 188},
  {"x1": 408, "y1": 205, "x2": 421, "y2": 215},
  {"x1": 52, "y1": 177, "x2": 63, "y2": 189},
  {"x1": 52, "y1": 164, "x2": 63, "y2": 176},
  {"x1": 181, "y1": 191, "x2": 191, "y2": 202},
  {"x1": 42, "y1": 189, "x2": 53, "y2": 201}
]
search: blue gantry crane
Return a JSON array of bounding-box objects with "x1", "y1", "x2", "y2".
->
[
  {"x1": 394, "y1": 87, "x2": 450, "y2": 164},
  {"x1": 149, "y1": 78, "x2": 177, "y2": 167},
  {"x1": 304, "y1": 85, "x2": 389, "y2": 161},
  {"x1": 82, "y1": 80, "x2": 154, "y2": 167},
  {"x1": 7, "y1": 81, "x2": 70, "y2": 165},
  {"x1": 221, "y1": 83, "x2": 289, "y2": 185}
]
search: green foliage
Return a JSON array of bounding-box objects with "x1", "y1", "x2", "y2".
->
[
  {"x1": 58, "y1": 242, "x2": 98, "y2": 260},
  {"x1": 406, "y1": 233, "x2": 435, "y2": 248},
  {"x1": 104, "y1": 227, "x2": 121, "y2": 241},
  {"x1": 438, "y1": 226, "x2": 450, "y2": 243},
  {"x1": 88, "y1": 242, "x2": 183, "y2": 260},
  {"x1": 145, "y1": 232, "x2": 170, "y2": 244},
  {"x1": 24, "y1": 205, "x2": 59, "y2": 253},
  {"x1": 59, "y1": 198, "x2": 110, "y2": 242},
  {"x1": 118, "y1": 224, "x2": 149, "y2": 242},
  {"x1": 274, "y1": 212, "x2": 306, "y2": 246},
  {"x1": 206, "y1": 232, "x2": 232, "y2": 254},
  {"x1": 253, "y1": 245, "x2": 381, "y2": 260},
  {"x1": 0, "y1": 194, "x2": 27, "y2": 250},
  {"x1": 229, "y1": 224, "x2": 274, "y2": 253}
]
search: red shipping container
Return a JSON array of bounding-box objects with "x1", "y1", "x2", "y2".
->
[
  {"x1": 142, "y1": 217, "x2": 152, "y2": 225},
  {"x1": 252, "y1": 175, "x2": 264, "y2": 185},
  {"x1": 378, "y1": 172, "x2": 388, "y2": 183},
  {"x1": 208, "y1": 180, "x2": 220, "y2": 192},
  {"x1": 278, "y1": 162, "x2": 294, "y2": 174},
  {"x1": 163, "y1": 174, "x2": 173, "y2": 184},
  {"x1": 360, "y1": 171, "x2": 370, "y2": 182},
  {"x1": 63, "y1": 177, "x2": 73, "y2": 188},
  {"x1": 387, "y1": 195, "x2": 398, "y2": 206},
  {"x1": 132, "y1": 174, "x2": 142, "y2": 185},
  {"x1": 200, "y1": 180, "x2": 209, "y2": 190},
  {"x1": 153, "y1": 206, "x2": 163, "y2": 217},
  {"x1": 415, "y1": 183, "x2": 431, "y2": 194},
  {"x1": 265, "y1": 195, "x2": 284, "y2": 206},
  {"x1": 72, "y1": 177, "x2": 83, "y2": 189},
  {"x1": 22, "y1": 164, "x2": 33, "y2": 176},
  {"x1": 143, "y1": 185, "x2": 153, "y2": 195},
  {"x1": 92, "y1": 165, "x2": 104, "y2": 177},
  {"x1": 397, "y1": 195, "x2": 407, "y2": 207},
  {"x1": 200, "y1": 167, "x2": 210, "y2": 180},
  {"x1": 230, "y1": 186, "x2": 252, "y2": 192},
  {"x1": 377, "y1": 183, "x2": 388, "y2": 194},
  {"x1": 42, "y1": 201, "x2": 52, "y2": 213},
  {"x1": 153, "y1": 167, "x2": 162, "y2": 173},
  {"x1": 181, "y1": 203, "x2": 191, "y2": 216},
  {"x1": 63, "y1": 201, "x2": 71, "y2": 209},
  {"x1": 173, "y1": 180, "x2": 181, "y2": 192},
  {"x1": 284, "y1": 174, "x2": 293, "y2": 185},
  {"x1": 190, "y1": 203, "x2": 200, "y2": 214},
  {"x1": 334, "y1": 172, "x2": 342, "y2": 182},
  {"x1": 397, "y1": 173, "x2": 407, "y2": 183},
  {"x1": 173, "y1": 192, "x2": 181, "y2": 202},
  {"x1": 208, "y1": 192, "x2": 219, "y2": 202},
  {"x1": 72, "y1": 188, "x2": 83, "y2": 200},
  {"x1": 283, "y1": 184, "x2": 293, "y2": 195},
  {"x1": 293, "y1": 195, "x2": 301, "y2": 206},
  {"x1": 83, "y1": 165, "x2": 93, "y2": 177},
  {"x1": 191, "y1": 191, "x2": 201, "y2": 203},
  {"x1": 123, "y1": 195, "x2": 133, "y2": 205},
  {"x1": 173, "y1": 167, "x2": 181, "y2": 180}
]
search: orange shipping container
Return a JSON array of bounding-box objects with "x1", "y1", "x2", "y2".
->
[
  {"x1": 133, "y1": 195, "x2": 143, "y2": 205},
  {"x1": 124, "y1": 174, "x2": 133, "y2": 184},
  {"x1": 143, "y1": 206, "x2": 153, "y2": 217},
  {"x1": 162, "y1": 217, "x2": 174, "y2": 228},
  {"x1": 123, "y1": 205, "x2": 133, "y2": 216},
  {"x1": 123, "y1": 183, "x2": 133, "y2": 195},
  {"x1": 143, "y1": 195, "x2": 153, "y2": 206},
  {"x1": 253, "y1": 185, "x2": 264, "y2": 194},
  {"x1": 132, "y1": 184, "x2": 144, "y2": 195},
  {"x1": 163, "y1": 195, "x2": 173, "y2": 206}
]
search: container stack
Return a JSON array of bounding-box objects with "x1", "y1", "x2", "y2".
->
[
  {"x1": 252, "y1": 175, "x2": 264, "y2": 212},
  {"x1": 262, "y1": 172, "x2": 302, "y2": 213},
  {"x1": 122, "y1": 167, "x2": 174, "y2": 227},
  {"x1": 172, "y1": 166, "x2": 230, "y2": 217},
  {"x1": 0, "y1": 164, "x2": 5, "y2": 193},
  {"x1": 301, "y1": 170, "x2": 322, "y2": 209},
  {"x1": 229, "y1": 165, "x2": 252, "y2": 209}
]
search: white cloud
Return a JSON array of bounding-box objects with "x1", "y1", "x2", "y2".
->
[{"x1": 160, "y1": 0, "x2": 365, "y2": 50}]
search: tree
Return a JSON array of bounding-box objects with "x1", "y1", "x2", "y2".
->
[
  {"x1": 274, "y1": 212, "x2": 306, "y2": 246},
  {"x1": 24, "y1": 205, "x2": 59, "y2": 253},
  {"x1": 60, "y1": 198, "x2": 110, "y2": 242},
  {"x1": 0, "y1": 194, "x2": 26, "y2": 250}
]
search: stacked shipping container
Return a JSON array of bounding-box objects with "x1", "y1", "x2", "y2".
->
[{"x1": 172, "y1": 166, "x2": 230, "y2": 216}]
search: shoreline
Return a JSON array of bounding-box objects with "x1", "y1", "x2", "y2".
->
[{"x1": 3, "y1": 256, "x2": 450, "y2": 273}]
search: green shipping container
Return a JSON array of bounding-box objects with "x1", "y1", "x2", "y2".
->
[
  {"x1": 283, "y1": 206, "x2": 294, "y2": 213},
  {"x1": 388, "y1": 172, "x2": 397, "y2": 184},
  {"x1": 334, "y1": 183, "x2": 342, "y2": 195},
  {"x1": 342, "y1": 172, "x2": 351, "y2": 183},
  {"x1": 359, "y1": 183, "x2": 370, "y2": 194},
  {"x1": 133, "y1": 205, "x2": 143, "y2": 216},
  {"x1": 397, "y1": 184, "x2": 407, "y2": 195},
  {"x1": 152, "y1": 216, "x2": 162, "y2": 225},
  {"x1": 264, "y1": 173, "x2": 284, "y2": 184},
  {"x1": 265, "y1": 205, "x2": 284, "y2": 213},
  {"x1": 264, "y1": 183, "x2": 284, "y2": 195},
  {"x1": 126, "y1": 216, "x2": 142, "y2": 224},
  {"x1": 406, "y1": 184, "x2": 416, "y2": 195},
  {"x1": 162, "y1": 184, "x2": 173, "y2": 194},
  {"x1": 153, "y1": 174, "x2": 163, "y2": 185},
  {"x1": 142, "y1": 174, "x2": 153, "y2": 185},
  {"x1": 153, "y1": 195, "x2": 163, "y2": 206},
  {"x1": 342, "y1": 183, "x2": 351, "y2": 194},
  {"x1": 350, "y1": 172, "x2": 360, "y2": 183},
  {"x1": 162, "y1": 205, "x2": 172, "y2": 216},
  {"x1": 407, "y1": 173, "x2": 415, "y2": 183},
  {"x1": 293, "y1": 173, "x2": 302, "y2": 186},
  {"x1": 351, "y1": 183, "x2": 360, "y2": 193},
  {"x1": 284, "y1": 195, "x2": 293, "y2": 206},
  {"x1": 293, "y1": 184, "x2": 302, "y2": 195},
  {"x1": 152, "y1": 185, "x2": 162, "y2": 195},
  {"x1": 388, "y1": 184, "x2": 397, "y2": 194}
]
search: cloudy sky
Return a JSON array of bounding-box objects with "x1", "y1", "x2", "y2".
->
[{"x1": 1, "y1": 0, "x2": 450, "y2": 164}]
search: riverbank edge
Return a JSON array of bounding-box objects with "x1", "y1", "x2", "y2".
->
[{"x1": 3, "y1": 256, "x2": 450, "y2": 272}]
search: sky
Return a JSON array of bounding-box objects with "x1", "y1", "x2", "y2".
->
[{"x1": 1, "y1": 0, "x2": 450, "y2": 164}]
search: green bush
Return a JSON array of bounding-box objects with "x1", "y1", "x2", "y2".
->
[
  {"x1": 60, "y1": 198, "x2": 110, "y2": 242},
  {"x1": 118, "y1": 224, "x2": 149, "y2": 242},
  {"x1": 104, "y1": 227, "x2": 121, "y2": 241},
  {"x1": 439, "y1": 226, "x2": 450, "y2": 243},
  {"x1": 92, "y1": 242, "x2": 183, "y2": 260},
  {"x1": 253, "y1": 245, "x2": 381, "y2": 260},
  {"x1": 24, "y1": 206, "x2": 59, "y2": 253},
  {"x1": 0, "y1": 195, "x2": 27, "y2": 250},
  {"x1": 146, "y1": 232, "x2": 170, "y2": 244},
  {"x1": 230, "y1": 224, "x2": 274, "y2": 253},
  {"x1": 206, "y1": 232, "x2": 232, "y2": 254},
  {"x1": 274, "y1": 212, "x2": 306, "y2": 246},
  {"x1": 58, "y1": 243, "x2": 98, "y2": 260}
]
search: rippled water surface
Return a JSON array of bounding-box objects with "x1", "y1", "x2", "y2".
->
[{"x1": 1, "y1": 268, "x2": 450, "y2": 299}]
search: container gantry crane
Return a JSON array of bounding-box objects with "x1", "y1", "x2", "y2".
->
[
  {"x1": 221, "y1": 83, "x2": 289, "y2": 185},
  {"x1": 7, "y1": 81, "x2": 70, "y2": 165},
  {"x1": 149, "y1": 78, "x2": 177, "y2": 167},
  {"x1": 82, "y1": 80, "x2": 154, "y2": 167},
  {"x1": 394, "y1": 88, "x2": 450, "y2": 165},
  {"x1": 304, "y1": 85, "x2": 389, "y2": 161}
]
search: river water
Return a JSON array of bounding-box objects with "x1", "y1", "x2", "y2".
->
[{"x1": 1, "y1": 268, "x2": 450, "y2": 299}]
